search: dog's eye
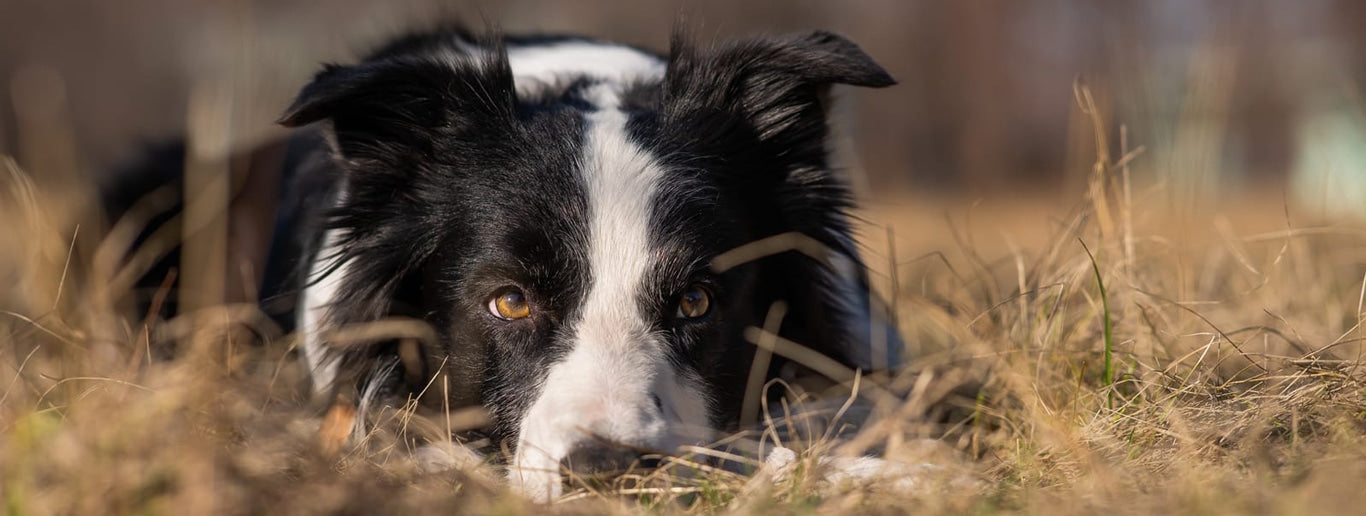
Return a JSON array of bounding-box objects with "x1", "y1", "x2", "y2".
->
[
  {"x1": 674, "y1": 285, "x2": 711, "y2": 320},
  {"x1": 488, "y1": 288, "x2": 531, "y2": 320}
]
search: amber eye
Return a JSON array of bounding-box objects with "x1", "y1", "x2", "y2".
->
[
  {"x1": 488, "y1": 288, "x2": 531, "y2": 321},
  {"x1": 675, "y1": 285, "x2": 712, "y2": 320}
]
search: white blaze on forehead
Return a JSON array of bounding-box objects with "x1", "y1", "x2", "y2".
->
[
  {"x1": 576, "y1": 87, "x2": 660, "y2": 330},
  {"x1": 509, "y1": 84, "x2": 711, "y2": 501}
]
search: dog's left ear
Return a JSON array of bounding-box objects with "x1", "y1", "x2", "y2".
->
[{"x1": 661, "y1": 30, "x2": 893, "y2": 158}]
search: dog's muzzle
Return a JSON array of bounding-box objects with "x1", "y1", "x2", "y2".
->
[{"x1": 507, "y1": 334, "x2": 710, "y2": 501}]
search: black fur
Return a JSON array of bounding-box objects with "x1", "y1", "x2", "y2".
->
[{"x1": 108, "y1": 27, "x2": 897, "y2": 464}]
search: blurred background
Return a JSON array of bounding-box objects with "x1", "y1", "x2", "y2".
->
[{"x1": 2, "y1": 0, "x2": 1366, "y2": 215}]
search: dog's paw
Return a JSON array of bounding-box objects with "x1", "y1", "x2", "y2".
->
[
  {"x1": 413, "y1": 441, "x2": 488, "y2": 473},
  {"x1": 758, "y1": 441, "x2": 981, "y2": 495}
]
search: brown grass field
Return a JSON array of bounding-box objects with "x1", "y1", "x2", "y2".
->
[{"x1": 4, "y1": 101, "x2": 1366, "y2": 514}]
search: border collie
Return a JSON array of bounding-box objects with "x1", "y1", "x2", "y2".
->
[{"x1": 115, "y1": 26, "x2": 902, "y2": 501}]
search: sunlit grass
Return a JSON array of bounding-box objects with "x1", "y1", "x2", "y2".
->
[{"x1": 4, "y1": 87, "x2": 1366, "y2": 514}]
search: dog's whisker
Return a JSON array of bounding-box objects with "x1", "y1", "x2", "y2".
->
[{"x1": 103, "y1": 24, "x2": 901, "y2": 504}]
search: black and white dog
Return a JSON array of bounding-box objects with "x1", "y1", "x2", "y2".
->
[{"x1": 116, "y1": 27, "x2": 902, "y2": 500}]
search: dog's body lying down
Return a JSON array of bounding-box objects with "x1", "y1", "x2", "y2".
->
[{"x1": 111, "y1": 27, "x2": 904, "y2": 500}]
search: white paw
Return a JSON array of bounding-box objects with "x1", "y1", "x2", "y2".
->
[
  {"x1": 413, "y1": 441, "x2": 487, "y2": 473},
  {"x1": 760, "y1": 444, "x2": 980, "y2": 494}
]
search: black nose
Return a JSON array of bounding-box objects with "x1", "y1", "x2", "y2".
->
[{"x1": 559, "y1": 440, "x2": 651, "y2": 477}]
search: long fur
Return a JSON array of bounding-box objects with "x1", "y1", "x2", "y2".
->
[{"x1": 109, "y1": 26, "x2": 901, "y2": 501}]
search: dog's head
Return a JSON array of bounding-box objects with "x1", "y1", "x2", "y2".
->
[{"x1": 280, "y1": 29, "x2": 895, "y2": 499}]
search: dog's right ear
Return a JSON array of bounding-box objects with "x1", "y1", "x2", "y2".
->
[{"x1": 277, "y1": 51, "x2": 516, "y2": 162}]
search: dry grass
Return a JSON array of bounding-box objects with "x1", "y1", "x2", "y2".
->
[{"x1": 5, "y1": 106, "x2": 1366, "y2": 514}]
